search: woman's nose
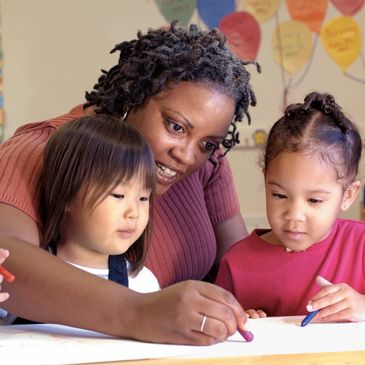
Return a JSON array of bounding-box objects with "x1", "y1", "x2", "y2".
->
[{"x1": 172, "y1": 143, "x2": 196, "y2": 166}]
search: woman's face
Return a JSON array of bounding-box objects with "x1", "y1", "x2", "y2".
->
[{"x1": 126, "y1": 82, "x2": 235, "y2": 195}]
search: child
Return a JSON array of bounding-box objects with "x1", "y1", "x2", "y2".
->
[
  {"x1": 216, "y1": 92, "x2": 365, "y2": 323},
  {"x1": 39, "y1": 114, "x2": 160, "y2": 292},
  {"x1": 0, "y1": 249, "x2": 10, "y2": 303}
]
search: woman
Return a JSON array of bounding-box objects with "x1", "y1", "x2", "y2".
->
[{"x1": 0, "y1": 22, "x2": 257, "y2": 344}]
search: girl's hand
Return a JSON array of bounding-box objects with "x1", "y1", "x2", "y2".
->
[
  {"x1": 245, "y1": 308, "x2": 267, "y2": 319},
  {"x1": 0, "y1": 249, "x2": 10, "y2": 302},
  {"x1": 307, "y1": 277, "x2": 365, "y2": 322}
]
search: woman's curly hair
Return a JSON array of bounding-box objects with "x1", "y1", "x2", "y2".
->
[{"x1": 85, "y1": 21, "x2": 259, "y2": 154}]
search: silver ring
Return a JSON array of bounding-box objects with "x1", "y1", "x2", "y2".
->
[{"x1": 200, "y1": 315, "x2": 207, "y2": 333}]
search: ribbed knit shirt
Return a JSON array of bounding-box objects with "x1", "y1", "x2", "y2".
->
[
  {"x1": 216, "y1": 219, "x2": 365, "y2": 316},
  {"x1": 0, "y1": 105, "x2": 240, "y2": 288}
]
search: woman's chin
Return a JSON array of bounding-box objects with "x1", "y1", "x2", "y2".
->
[
  {"x1": 155, "y1": 174, "x2": 180, "y2": 195},
  {"x1": 156, "y1": 182, "x2": 172, "y2": 196}
]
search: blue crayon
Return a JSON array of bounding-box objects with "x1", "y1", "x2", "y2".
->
[
  {"x1": 301, "y1": 309, "x2": 320, "y2": 327},
  {"x1": 301, "y1": 276, "x2": 333, "y2": 327}
]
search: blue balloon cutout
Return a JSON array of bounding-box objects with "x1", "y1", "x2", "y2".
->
[{"x1": 197, "y1": 0, "x2": 236, "y2": 29}]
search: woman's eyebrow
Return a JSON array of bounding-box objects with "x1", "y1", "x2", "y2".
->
[
  {"x1": 165, "y1": 108, "x2": 227, "y2": 140},
  {"x1": 165, "y1": 108, "x2": 194, "y2": 129}
]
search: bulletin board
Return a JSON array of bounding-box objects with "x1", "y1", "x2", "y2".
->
[{"x1": 154, "y1": 0, "x2": 365, "y2": 149}]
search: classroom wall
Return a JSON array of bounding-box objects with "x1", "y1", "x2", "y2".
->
[{"x1": 1, "y1": 0, "x2": 365, "y2": 231}]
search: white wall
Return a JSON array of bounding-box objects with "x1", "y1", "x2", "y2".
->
[{"x1": 1, "y1": 0, "x2": 365, "y2": 231}]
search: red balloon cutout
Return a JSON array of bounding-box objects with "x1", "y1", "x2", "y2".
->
[
  {"x1": 331, "y1": 0, "x2": 365, "y2": 16},
  {"x1": 220, "y1": 11, "x2": 261, "y2": 61}
]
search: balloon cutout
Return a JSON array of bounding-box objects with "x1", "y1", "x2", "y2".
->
[
  {"x1": 330, "y1": 0, "x2": 365, "y2": 16},
  {"x1": 155, "y1": 0, "x2": 197, "y2": 27},
  {"x1": 320, "y1": 16, "x2": 362, "y2": 71},
  {"x1": 220, "y1": 12, "x2": 261, "y2": 61},
  {"x1": 272, "y1": 20, "x2": 313, "y2": 75},
  {"x1": 286, "y1": 0, "x2": 328, "y2": 33},
  {"x1": 237, "y1": 0, "x2": 280, "y2": 23},
  {"x1": 197, "y1": 0, "x2": 235, "y2": 29}
]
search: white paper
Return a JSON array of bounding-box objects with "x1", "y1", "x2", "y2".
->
[
  {"x1": 1, "y1": 316, "x2": 365, "y2": 365},
  {"x1": 188, "y1": 316, "x2": 365, "y2": 358}
]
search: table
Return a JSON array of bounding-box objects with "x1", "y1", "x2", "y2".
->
[{"x1": 83, "y1": 351, "x2": 365, "y2": 365}]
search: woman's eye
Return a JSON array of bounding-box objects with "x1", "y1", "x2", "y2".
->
[
  {"x1": 111, "y1": 193, "x2": 124, "y2": 199},
  {"x1": 167, "y1": 120, "x2": 183, "y2": 133},
  {"x1": 140, "y1": 196, "x2": 149, "y2": 202},
  {"x1": 202, "y1": 141, "x2": 219, "y2": 152}
]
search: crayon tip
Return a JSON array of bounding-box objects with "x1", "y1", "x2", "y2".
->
[{"x1": 238, "y1": 328, "x2": 254, "y2": 342}]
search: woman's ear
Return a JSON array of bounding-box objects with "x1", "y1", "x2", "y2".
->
[{"x1": 341, "y1": 180, "x2": 361, "y2": 211}]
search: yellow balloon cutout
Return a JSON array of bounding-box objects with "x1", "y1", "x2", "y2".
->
[
  {"x1": 320, "y1": 16, "x2": 362, "y2": 71},
  {"x1": 237, "y1": 0, "x2": 280, "y2": 23},
  {"x1": 272, "y1": 20, "x2": 313, "y2": 75}
]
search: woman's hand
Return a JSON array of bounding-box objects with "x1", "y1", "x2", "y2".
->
[
  {"x1": 307, "y1": 276, "x2": 365, "y2": 323},
  {"x1": 129, "y1": 280, "x2": 249, "y2": 345}
]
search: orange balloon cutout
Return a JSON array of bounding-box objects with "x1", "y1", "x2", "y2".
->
[
  {"x1": 320, "y1": 16, "x2": 362, "y2": 71},
  {"x1": 220, "y1": 11, "x2": 261, "y2": 61},
  {"x1": 286, "y1": 0, "x2": 329, "y2": 33},
  {"x1": 236, "y1": 0, "x2": 280, "y2": 23},
  {"x1": 331, "y1": 0, "x2": 365, "y2": 16},
  {"x1": 272, "y1": 20, "x2": 313, "y2": 75}
]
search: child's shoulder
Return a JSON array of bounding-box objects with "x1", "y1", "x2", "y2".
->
[
  {"x1": 337, "y1": 217, "x2": 365, "y2": 228},
  {"x1": 224, "y1": 228, "x2": 271, "y2": 255},
  {"x1": 335, "y1": 218, "x2": 365, "y2": 236}
]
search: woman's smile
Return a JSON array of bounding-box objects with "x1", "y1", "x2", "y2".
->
[
  {"x1": 126, "y1": 81, "x2": 235, "y2": 195},
  {"x1": 155, "y1": 161, "x2": 179, "y2": 185}
]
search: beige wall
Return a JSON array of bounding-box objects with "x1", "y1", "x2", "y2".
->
[{"x1": 2, "y1": 0, "x2": 365, "y2": 231}]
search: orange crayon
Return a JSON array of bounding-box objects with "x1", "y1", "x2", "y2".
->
[{"x1": 0, "y1": 266, "x2": 15, "y2": 283}]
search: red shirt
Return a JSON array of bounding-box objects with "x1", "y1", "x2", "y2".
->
[{"x1": 216, "y1": 219, "x2": 365, "y2": 315}]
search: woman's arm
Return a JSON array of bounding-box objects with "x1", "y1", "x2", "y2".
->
[
  {"x1": 0, "y1": 203, "x2": 247, "y2": 345},
  {"x1": 203, "y1": 155, "x2": 249, "y2": 276},
  {"x1": 214, "y1": 212, "x2": 248, "y2": 265},
  {"x1": 206, "y1": 212, "x2": 248, "y2": 282}
]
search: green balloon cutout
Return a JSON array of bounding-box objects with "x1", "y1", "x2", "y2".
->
[{"x1": 155, "y1": 0, "x2": 197, "y2": 27}]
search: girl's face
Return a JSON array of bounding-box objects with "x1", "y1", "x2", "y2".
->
[
  {"x1": 126, "y1": 81, "x2": 235, "y2": 195},
  {"x1": 263, "y1": 152, "x2": 357, "y2": 252},
  {"x1": 59, "y1": 175, "x2": 151, "y2": 268}
]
